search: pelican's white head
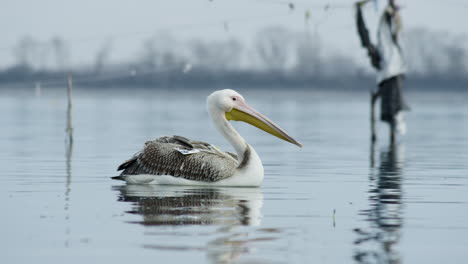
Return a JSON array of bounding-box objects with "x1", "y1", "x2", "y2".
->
[
  {"x1": 207, "y1": 89, "x2": 244, "y2": 113},
  {"x1": 207, "y1": 89, "x2": 302, "y2": 147}
]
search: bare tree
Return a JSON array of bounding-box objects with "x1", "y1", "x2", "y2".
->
[
  {"x1": 138, "y1": 34, "x2": 186, "y2": 72},
  {"x1": 13, "y1": 36, "x2": 37, "y2": 68},
  {"x1": 190, "y1": 39, "x2": 243, "y2": 71},
  {"x1": 140, "y1": 37, "x2": 158, "y2": 71},
  {"x1": 51, "y1": 36, "x2": 70, "y2": 71},
  {"x1": 94, "y1": 40, "x2": 113, "y2": 74},
  {"x1": 403, "y1": 28, "x2": 468, "y2": 77},
  {"x1": 444, "y1": 35, "x2": 468, "y2": 77},
  {"x1": 254, "y1": 26, "x2": 295, "y2": 72},
  {"x1": 294, "y1": 33, "x2": 323, "y2": 77}
]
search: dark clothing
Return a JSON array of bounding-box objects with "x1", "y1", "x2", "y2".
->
[
  {"x1": 377, "y1": 75, "x2": 406, "y2": 123},
  {"x1": 356, "y1": 6, "x2": 381, "y2": 70},
  {"x1": 355, "y1": 5, "x2": 409, "y2": 124}
]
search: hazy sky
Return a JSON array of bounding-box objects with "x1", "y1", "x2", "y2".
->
[{"x1": 1, "y1": 0, "x2": 467, "y2": 68}]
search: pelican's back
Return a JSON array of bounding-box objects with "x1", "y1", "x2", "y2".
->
[{"x1": 116, "y1": 136, "x2": 238, "y2": 182}]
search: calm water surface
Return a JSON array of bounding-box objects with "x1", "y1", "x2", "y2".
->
[{"x1": 1, "y1": 87, "x2": 467, "y2": 263}]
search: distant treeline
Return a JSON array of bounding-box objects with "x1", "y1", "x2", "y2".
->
[{"x1": 1, "y1": 26, "x2": 467, "y2": 90}]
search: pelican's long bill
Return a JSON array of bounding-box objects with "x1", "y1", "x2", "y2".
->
[{"x1": 225, "y1": 101, "x2": 303, "y2": 147}]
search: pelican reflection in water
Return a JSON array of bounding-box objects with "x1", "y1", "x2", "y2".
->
[
  {"x1": 116, "y1": 185, "x2": 263, "y2": 226},
  {"x1": 114, "y1": 185, "x2": 274, "y2": 263},
  {"x1": 113, "y1": 89, "x2": 302, "y2": 186},
  {"x1": 354, "y1": 143, "x2": 405, "y2": 264}
]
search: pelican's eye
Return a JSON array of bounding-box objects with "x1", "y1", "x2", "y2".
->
[{"x1": 232, "y1": 97, "x2": 237, "y2": 101}]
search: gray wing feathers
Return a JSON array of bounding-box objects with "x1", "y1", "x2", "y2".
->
[{"x1": 117, "y1": 135, "x2": 238, "y2": 182}]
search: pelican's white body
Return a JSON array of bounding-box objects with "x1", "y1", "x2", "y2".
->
[{"x1": 124, "y1": 144, "x2": 264, "y2": 187}]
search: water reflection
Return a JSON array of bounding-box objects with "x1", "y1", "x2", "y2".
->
[
  {"x1": 354, "y1": 143, "x2": 405, "y2": 264},
  {"x1": 114, "y1": 185, "x2": 269, "y2": 263},
  {"x1": 64, "y1": 112, "x2": 73, "y2": 248}
]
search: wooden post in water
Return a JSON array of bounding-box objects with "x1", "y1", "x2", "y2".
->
[
  {"x1": 64, "y1": 74, "x2": 73, "y2": 248},
  {"x1": 66, "y1": 74, "x2": 73, "y2": 145}
]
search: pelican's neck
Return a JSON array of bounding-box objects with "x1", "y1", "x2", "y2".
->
[{"x1": 210, "y1": 110, "x2": 248, "y2": 163}]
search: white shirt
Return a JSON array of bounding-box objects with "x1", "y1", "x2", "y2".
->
[{"x1": 376, "y1": 12, "x2": 407, "y2": 84}]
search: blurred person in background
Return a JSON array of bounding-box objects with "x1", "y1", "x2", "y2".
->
[{"x1": 355, "y1": 0, "x2": 410, "y2": 143}]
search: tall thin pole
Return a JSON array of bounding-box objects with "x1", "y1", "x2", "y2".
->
[{"x1": 64, "y1": 73, "x2": 73, "y2": 248}]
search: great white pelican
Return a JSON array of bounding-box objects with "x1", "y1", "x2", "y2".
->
[{"x1": 114, "y1": 89, "x2": 302, "y2": 186}]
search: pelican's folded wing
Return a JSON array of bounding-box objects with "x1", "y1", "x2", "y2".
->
[{"x1": 117, "y1": 135, "x2": 238, "y2": 182}]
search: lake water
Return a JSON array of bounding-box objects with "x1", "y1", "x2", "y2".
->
[{"x1": 1, "y1": 86, "x2": 467, "y2": 263}]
